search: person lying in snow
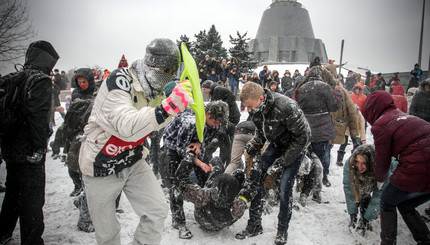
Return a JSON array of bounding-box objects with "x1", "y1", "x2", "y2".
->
[
  {"x1": 176, "y1": 154, "x2": 261, "y2": 232},
  {"x1": 343, "y1": 144, "x2": 398, "y2": 236}
]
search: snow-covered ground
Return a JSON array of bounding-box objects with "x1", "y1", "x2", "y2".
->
[{"x1": 0, "y1": 102, "x2": 428, "y2": 245}]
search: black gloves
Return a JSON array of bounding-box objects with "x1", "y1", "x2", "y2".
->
[
  {"x1": 245, "y1": 139, "x2": 262, "y2": 157},
  {"x1": 349, "y1": 214, "x2": 357, "y2": 228},
  {"x1": 27, "y1": 149, "x2": 46, "y2": 164},
  {"x1": 356, "y1": 218, "x2": 370, "y2": 236}
]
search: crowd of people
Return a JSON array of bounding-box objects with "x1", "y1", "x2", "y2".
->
[{"x1": 0, "y1": 38, "x2": 429, "y2": 245}]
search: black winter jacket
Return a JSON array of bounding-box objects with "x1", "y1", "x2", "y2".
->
[
  {"x1": 410, "y1": 79, "x2": 430, "y2": 122},
  {"x1": 2, "y1": 41, "x2": 59, "y2": 161},
  {"x1": 250, "y1": 90, "x2": 310, "y2": 167},
  {"x1": 209, "y1": 84, "x2": 240, "y2": 125}
]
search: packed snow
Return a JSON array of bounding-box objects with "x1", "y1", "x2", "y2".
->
[{"x1": 0, "y1": 101, "x2": 427, "y2": 245}]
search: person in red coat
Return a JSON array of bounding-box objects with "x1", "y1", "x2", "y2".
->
[
  {"x1": 350, "y1": 83, "x2": 367, "y2": 112},
  {"x1": 391, "y1": 85, "x2": 407, "y2": 113},
  {"x1": 362, "y1": 91, "x2": 430, "y2": 245}
]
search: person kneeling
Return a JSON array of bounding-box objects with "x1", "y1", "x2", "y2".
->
[{"x1": 343, "y1": 144, "x2": 397, "y2": 236}]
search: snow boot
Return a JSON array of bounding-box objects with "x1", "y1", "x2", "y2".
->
[
  {"x1": 401, "y1": 210, "x2": 430, "y2": 244},
  {"x1": 312, "y1": 192, "x2": 322, "y2": 204},
  {"x1": 274, "y1": 230, "x2": 288, "y2": 245},
  {"x1": 235, "y1": 224, "x2": 263, "y2": 240},
  {"x1": 380, "y1": 211, "x2": 397, "y2": 245},
  {"x1": 336, "y1": 150, "x2": 345, "y2": 166},
  {"x1": 178, "y1": 225, "x2": 193, "y2": 239},
  {"x1": 298, "y1": 193, "x2": 307, "y2": 207},
  {"x1": 322, "y1": 175, "x2": 331, "y2": 187}
]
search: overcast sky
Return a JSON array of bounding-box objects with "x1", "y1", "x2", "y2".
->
[{"x1": 1, "y1": 0, "x2": 429, "y2": 75}]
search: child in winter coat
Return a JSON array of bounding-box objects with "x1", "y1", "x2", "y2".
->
[{"x1": 343, "y1": 144, "x2": 397, "y2": 236}]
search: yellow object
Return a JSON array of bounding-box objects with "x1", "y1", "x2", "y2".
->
[
  {"x1": 239, "y1": 195, "x2": 249, "y2": 204},
  {"x1": 180, "y1": 43, "x2": 205, "y2": 142}
]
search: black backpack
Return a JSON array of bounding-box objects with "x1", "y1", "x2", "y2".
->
[
  {"x1": 63, "y1": 99, "x2": 94, "y2": 173},
  {"x1": 0, "y1": 67, "x2": 37, "y2": 137}
]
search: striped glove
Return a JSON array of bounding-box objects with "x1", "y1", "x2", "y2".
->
[{"x1": 162, "y1": 81, "x2": 194, "y2": 116}]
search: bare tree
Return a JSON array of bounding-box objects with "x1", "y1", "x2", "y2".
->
[{"x1": 0, "y1": 0, "x2": 35, "y2": 62}]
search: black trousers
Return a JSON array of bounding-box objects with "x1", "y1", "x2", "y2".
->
[{"x1": 0, "y1": 159, "x2": 46, "y2": 245}]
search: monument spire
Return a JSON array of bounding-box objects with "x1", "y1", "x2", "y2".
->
[{"x1": 249, "y1": 0, "x2": 328, "y2": 64}]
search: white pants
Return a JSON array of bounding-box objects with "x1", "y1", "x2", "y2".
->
[{"x1": 83, "y1": 159, "x2": 168, "y2": 245}]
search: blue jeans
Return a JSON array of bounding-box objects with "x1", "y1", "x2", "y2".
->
[
  {"x1": 229, "y1": 85, "x2": 238, "y2": 98},
  {"x1": 380, "y1": 183, "x2": 430, "y2": 214},
  {"x1": 311, "y1": 141, "x2": 330, "y2": 177},
  {"x1": 247, "y1": 143, "x2": 303, "y2": 231}
]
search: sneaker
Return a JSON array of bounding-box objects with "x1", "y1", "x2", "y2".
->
[
  {"x1": 274, "y1": 230, "x2": 288, "y2": 245},
  {"x1": 61, "y1": 155, "x2": 67, "y2": 162},
  {"x1": 178, "y1": 225, "x2": 193, "y2": 239},
  {"x1": 70, "y1": 187, "x2": 83, "y2": 197},
  {"x1": 115, "y1": 209, "x2": 124, "y2": 214},
  {"x1": 312, "y1": 192, "x2": 322, "y2": 204},
  {"x1": 298, "y1": 193, "x2": 307, "y2": 207},
  {"x1": 52, "y1": 154, "x2": 60, "y2": 160},
  {"x1": 235, "y1": 225, "x2": 263, "y2": 240},
  {"x1": 322, "y1": 176, "x2": 331, "y2": 187}
]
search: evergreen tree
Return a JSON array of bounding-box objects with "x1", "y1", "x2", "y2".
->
[
  {"x1": 192, "y1": 25, "x2": 227, "y2": 66},
  {"x1": 206, "y1": 25, "x2": 227, "y2": 61},
  {"x1": 192, "y1": 30, "x2": 208, "y2": 65},
  {"x1": 228, "y1": 31, "x2": 258, "y2": 74},
  {"x1": 176, "y1": 34, "x2": 192, "y2": 52}
]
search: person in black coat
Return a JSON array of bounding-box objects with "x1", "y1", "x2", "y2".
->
[
  {"x1": 0, "y1": 40, "x2": 59, "y2": 245},
  {"x1": 236, "y1": 82, "x2": 310, "y2": 244},
  {"x1": 202, "y1": 80, "x2": 240, "y2": 166},
  {"x1": 178, "y1": 155, "x2": 261, "y2": 232}
]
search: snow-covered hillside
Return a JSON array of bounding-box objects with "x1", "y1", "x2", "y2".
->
[{"x1": 0, "y1": 102, "x2": 426, "y2": 245}]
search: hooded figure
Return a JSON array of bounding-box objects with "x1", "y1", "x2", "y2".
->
[
  {"x1": 361, "y1": 90, "x2": 430, "y2": 244},
  {"x1": 71, "y1": 68, "x2": 96, "y2": 101},
  {"x1": 350, "y1": 83, "x2": 367, "y2": 112},
  {"x1": 391, "y1": 85, "x2": 407, "y2": 113},
  {"x1": 0, "y1": 40, "x2": 59, "y2": 245}
]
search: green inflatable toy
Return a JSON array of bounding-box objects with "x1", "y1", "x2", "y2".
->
[{"x1": 180, "y1": 42, "x2": 205, "y2": 143}]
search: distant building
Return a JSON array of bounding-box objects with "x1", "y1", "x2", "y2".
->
[{"x1": 249, "y1": 0, "x2": 328, "y2": 64}]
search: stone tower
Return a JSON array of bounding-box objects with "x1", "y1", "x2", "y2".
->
[{"x1": 249, "y1": 0, "x2": 328, "y2": 64}]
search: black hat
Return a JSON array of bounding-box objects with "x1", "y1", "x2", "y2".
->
[
  {"x1": 211, "y1": 173, "x2": 240, "y2": 208},
  {"x1": 202, "y1": 80, "x2": 214, "y2": 89}
]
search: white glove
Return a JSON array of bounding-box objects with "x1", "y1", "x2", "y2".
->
[{"x1": 161, "y1": 81, "x2": 194, "y2": 116}]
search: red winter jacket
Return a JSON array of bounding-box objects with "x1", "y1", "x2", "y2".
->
[
  {"x1": 362, "y1": 91, "x2": 430, "y2": 193},
  {"x1": 391, "y1": 85, "x2": 408, "y2": 113}
]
